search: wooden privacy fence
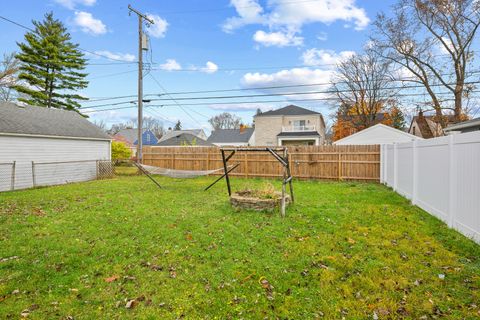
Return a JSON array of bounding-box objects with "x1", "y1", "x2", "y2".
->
[{"x1": 143, "y1": 145, "x2": 380, "y2": 182}]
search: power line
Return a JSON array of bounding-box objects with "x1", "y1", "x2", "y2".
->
[
  {"x1": 81, "y1": 79, "x2": 480, "y2": 109},
  {"x1": 148, "y1": 73, "x2": 205, "y2": 126},
  {"x1": 83, "y1": 90, "x2": 480, "y2": 114},
  {"x1": 81, "y1": 69, "x2": 480, "y2": 103},
  {"x1": 0, "y1": 15, "x2": 138, "y2": 63}
]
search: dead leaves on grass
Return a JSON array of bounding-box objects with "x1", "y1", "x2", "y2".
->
[{"x1": 259, "y1": 277, "x2": 274, "y2": 301}]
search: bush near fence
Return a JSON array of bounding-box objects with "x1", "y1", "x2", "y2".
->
[
  {"x1": 381, "y1": 131, "x2": 480, "y2": 243},
  {"x1": 142, "y1": 145, "x2": 380, "y2": 182}
]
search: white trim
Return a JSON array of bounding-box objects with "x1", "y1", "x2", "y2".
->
[{"x1": 0, "y1": 132, "x2": 111, "y2": 142}]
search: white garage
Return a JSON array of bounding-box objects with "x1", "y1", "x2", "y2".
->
[
  {"x1": 334, "y1": 124, "x2": 421, "y2": 145},
  {"x1": 0, "y1": 102, "x2": 111, "y2": 192}
]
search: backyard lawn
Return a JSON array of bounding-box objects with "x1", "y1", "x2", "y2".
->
[{"x1": 0, "y1": 176, "x2": 479, "y2": 319}]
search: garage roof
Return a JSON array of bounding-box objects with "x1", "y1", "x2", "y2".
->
[{"x1": 0, "y1": 102, "x2": 111, "y2": 140}]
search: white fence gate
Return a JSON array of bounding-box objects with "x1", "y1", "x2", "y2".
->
[{"x1": 381, "y1": 131, "x2": 480, "y2": 243}]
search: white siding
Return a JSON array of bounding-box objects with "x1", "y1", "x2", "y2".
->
[
  {"x1": 0, "y1": 135, "x2": 110, "y2": 191},
  {"x1": 381, "y1": 131, "x2": 480, "y2": 243},
  {"x1": 335, "y1": 124, "x2": 420, "y2": 145}
]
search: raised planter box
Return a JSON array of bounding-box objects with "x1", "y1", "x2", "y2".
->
[{"x1": 230, "y1": 190, "x2": 291, "y2": 212}]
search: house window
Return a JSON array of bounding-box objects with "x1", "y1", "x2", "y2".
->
[
  {"x1": 413, "y1": 127, "x2": 416, "y2": 135},
  {"x1": 293, "y1": 120, "x2": 306, "y2": 129},
  {"x1": 146, "y1": 134, "x2": 151, "y2": 143}
]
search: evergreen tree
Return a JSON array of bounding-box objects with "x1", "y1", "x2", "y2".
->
[
  {"x1": 15, "y1": 12, "x2": 88, "y2": 111},
  {"x1": 389, "y1": 106, "x2": 406, "y2": 130},
  {"x1": 174, "y1": 120, "x2": 182, "y2": 130}
]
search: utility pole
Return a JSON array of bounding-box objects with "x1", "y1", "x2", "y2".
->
[{"x1": 128, "y1": 4, "x2": 154, "y2": 163}]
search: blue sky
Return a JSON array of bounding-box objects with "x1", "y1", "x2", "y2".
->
[{"x1": 1, "y1": 0, "x2": 397, "y2": 132}]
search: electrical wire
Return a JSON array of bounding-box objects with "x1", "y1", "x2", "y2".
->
[{"x1": 80, "y1": 80, "x2": 480, "y2": 109}]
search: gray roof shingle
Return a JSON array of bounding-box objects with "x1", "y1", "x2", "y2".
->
[
  {"x1": 157, "y1": 133, "x2": 212, "y2": 146},
  {"x1": 207, "y1": 128, "x2": 254, "y2": 144},
  {"x1": 0, "y1": 102, "x2": 110, "y2": 140},
  {"x1": 158, "y1": 129, "x2": 205, "y2": 142},
  {"x1": 255, "y1": 105, "x2": 320, "y2": 117}
]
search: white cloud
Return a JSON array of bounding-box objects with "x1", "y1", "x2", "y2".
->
[
  {"x1": 159, "y1": 59, "x2": 182, "y2": 71},
  {"x1": 200, "y1": 61, "x2": 219, "y2": 74},
  {"x1": 146, "y1": 14, "x2": 169, "y2": 38},
  {"x1": 55, "y1": 0, "x2": 96, "y2": 10},
  {"x1": 223, "y1": 0, "x2": 264, "y2": 33},
  {"x1": 160, "y1": 59, "x2": 182, "y2": 71},
  {"x1": 223, "y1": 0, "x2": 369, "y2": 46},
  {"x1": 317, "y1": 32, "x2": 328, "y2": 41},
  {"x1": 253, "y1": 30, "x2": 303, "y2": 47},
  {"x1": 93, "y1": 51, "x2": 136, "y2": 62},
  {"x1": 73, "y1": 11, "x2": 106, "y2": 35},
  {"x1": 242, "y1": 67, "x2": 334, "y2": 99},
  {"x1": 301, "y1": 49, "x2": 355, "y2": 67},
  {"x1": 438, "y1": 37, "x2": 455, "y2": 54}
]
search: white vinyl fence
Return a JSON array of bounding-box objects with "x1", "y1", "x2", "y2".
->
[{"x1": 381, "y1": 131, "x2": 480, "y2": 243}]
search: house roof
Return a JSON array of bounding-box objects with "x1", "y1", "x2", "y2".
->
[
  {"x1": 409, "y1": 113, "x2": 457, "y2": 138},
  {"x1": 207, "y1": 128, "x2": 254, "y2": 144},
  {"x1": 114, "y1": 128, "x2": 157, "y2": 145},
  {"x1": 0, "y1": 102, "x2": 110, "y2": 140},
  {"x1": 444, "y1": 117, "x2": 480, "y2": 132},
  {"x1": 115, "y1": 128, "x2": 138, "y2": 143},
  {"x1": 277, "y1": 131, "x2": 320, "y2": 137},
  {"x1": 156, "y1": 133, "x2": 212, "y2": 146},
  {"x1": 158, "y1": 129, "x2": 205, "y2": 142},
  {"x1": 255, "y1": 105, "x2": 320, "y2": 117},
  {"x1": 334, "y1": 124, "x2": 421, "y2": 145}
]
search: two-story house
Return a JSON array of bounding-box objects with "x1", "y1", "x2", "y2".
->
[{"x1": 253, "y1": 105, "x2": 326, "y2": 146}]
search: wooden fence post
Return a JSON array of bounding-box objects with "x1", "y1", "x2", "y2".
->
[
  {"x1": 244, "y1": 153, "x2": 249, "y2": 178},
  {"x1": 337, "y1": 147, "x2": 342, "y2": 181}
]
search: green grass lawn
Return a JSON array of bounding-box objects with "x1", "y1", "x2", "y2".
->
[{"x1": 1, "y1": 176, "x2": 479, "y2": 319}]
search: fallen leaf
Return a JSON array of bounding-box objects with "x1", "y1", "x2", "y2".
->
[
  {"x1": 104, "y1": 275, "x2": 120, "y2": 283},
  {"x1": 125, "y1": 299, "x2": 137, "y2": 309}
]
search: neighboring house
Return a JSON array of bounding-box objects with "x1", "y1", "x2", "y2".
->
[
  {"x1": 334, "y1": 124, "x2": 421, "y2": 145},
  {"x1": 0, "y1": 102, "x2": 111, "y2": 191},
  {"x1": 254, "y1": 105, "x2": 326, "y2": 146},
  {"x1": 113, "y1": 128, "x2": 158, "y2": 155},
  {"x1": 444, "y1": 117, "x2": 480, "y2": 134},
  {"x1": 408, "y1": 111, "x2": 456, "y2": 139},
  {"x1": 156, "y1": 133, "x2": 212, "y2": 146},
  {"x1": 111, "y1": 135, "x2": 135, "y2": 158},
  {"x1": 207, "y1": 128, "x2": 255, "y2": 146},
  {"x1": 334, "y1": 113, "x2": 390, "y2": 140},
  {"x1": 158, "y1": 129, "x2": 207, "y2": 143}
]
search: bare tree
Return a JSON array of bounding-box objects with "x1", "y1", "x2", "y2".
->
[
  {"x1": 331, "y1": 50, "x2": 398, "y2": 129},
  {"x1": 108, "y1": 117, "x2": 165, "y2": 138},
  {"x1": 372, "y1": 0, "x2": 480, "y2": 123},
  {"x1": 0, "y1": 53, "x2": 20, "y2": 102},
  {"x1": 209, "y1": 112, "x2": 242, "y2": 130},
  {"x1": 92, "y1": 119, "x2": 107, "y2": 132}
]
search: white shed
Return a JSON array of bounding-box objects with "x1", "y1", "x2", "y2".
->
[
  {"x1": 334, "y1": 124, "x2": 422, "y2": 145},
  {"x1": 0, "y1": 102, "x2": 111, "y2": 191}
]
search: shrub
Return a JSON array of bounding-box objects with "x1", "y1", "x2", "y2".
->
[{"x1": 111, "y1": 141, "x2": 132, "y2": 160}]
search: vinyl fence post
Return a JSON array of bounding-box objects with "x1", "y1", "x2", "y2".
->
[
  {"x1": 380, "y1": 145, "x2": 384, "y2": 184},
  {"x1": 448, "y1": 134, "x2": 456, "y2": 228},
  {"x1": 383, "y1": 144, "x2": 388, "y2": 185},
  {"x1": 412, "y1": 140, "x2": 418, "y2": 205},
  {"x1": 393, "y1": 143, "x2": 398, "y2": 192}
]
